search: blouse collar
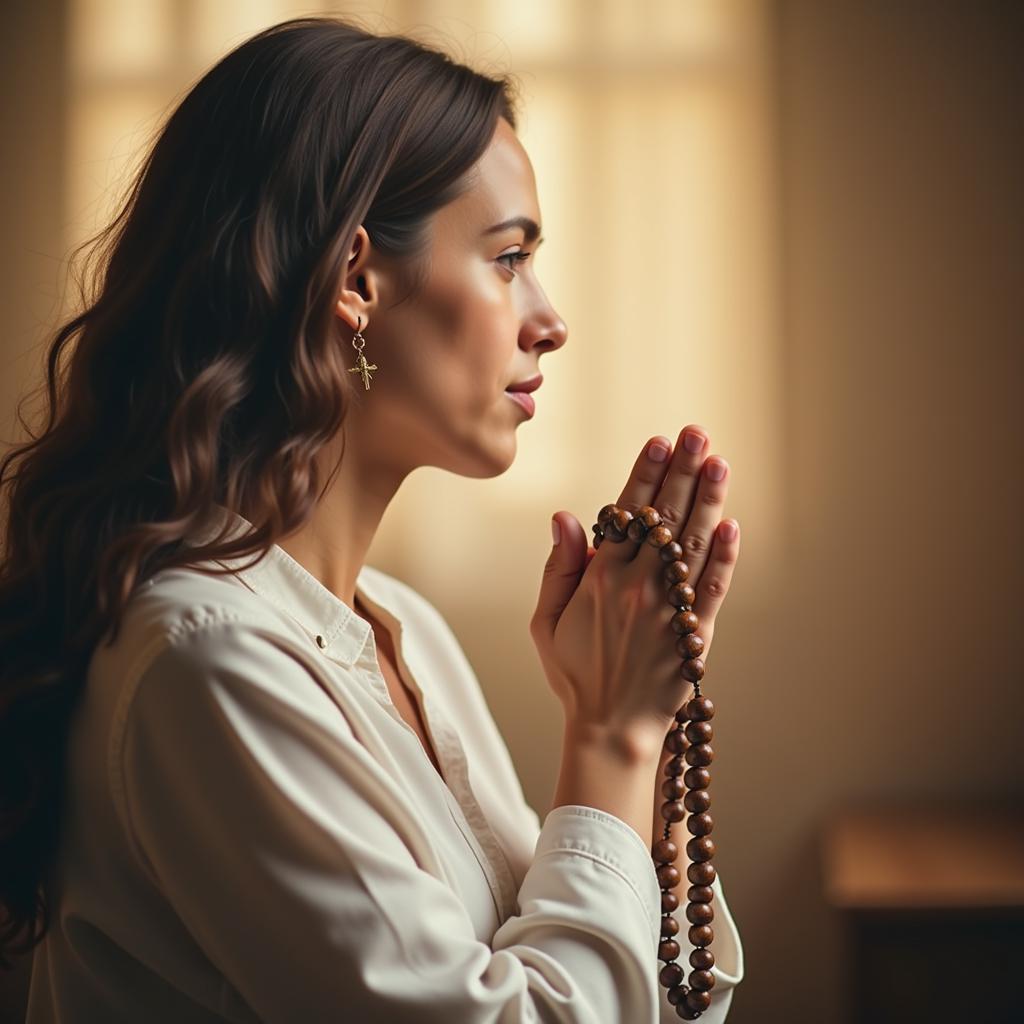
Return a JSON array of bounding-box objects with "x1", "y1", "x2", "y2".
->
[{"x1": 183, "y1": 503, "x2": 374, "y2": 667}]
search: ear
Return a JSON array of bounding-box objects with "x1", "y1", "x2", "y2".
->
[{"x1": 334, "y1": 225, "x2": 383, "y2": 332}]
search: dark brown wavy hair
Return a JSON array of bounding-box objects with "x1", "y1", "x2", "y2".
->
[{"x1": 0, "y1": 14, "x2": 519, "y2": 967}]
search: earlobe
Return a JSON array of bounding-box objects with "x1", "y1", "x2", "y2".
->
[{"x1": 334, "y1": 298, "x2": 368, "y2": 334}]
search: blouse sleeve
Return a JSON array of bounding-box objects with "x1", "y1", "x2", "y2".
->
[{"x1": 117, "y1": 619, "x2": 665, "y2": 1023}]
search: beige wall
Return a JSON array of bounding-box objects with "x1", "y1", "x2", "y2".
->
[
  {"x1": 1, "y1": 0, "x2": 66, "y2": 448},
  {"x1": 730, "y1": 1, "x2": 1023, "y2": 1019},
  {"x1": 2, "y1": 3, "x2": 1022, "y2": 1022}
]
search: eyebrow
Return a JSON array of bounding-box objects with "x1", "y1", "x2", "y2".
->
[{"x1": 483, "y1": 216, "x2": 545, "y2": 247}]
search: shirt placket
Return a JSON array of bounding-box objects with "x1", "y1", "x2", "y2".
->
[{"x1": 418, "y1": 688, "x2": 521, "y2": 924}]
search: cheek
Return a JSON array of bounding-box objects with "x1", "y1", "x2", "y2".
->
[{"x1": 414, "y1": 270, "x2": 511, "y2": 378}]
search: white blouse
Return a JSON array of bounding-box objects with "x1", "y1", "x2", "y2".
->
[{"x1": 26, "y1": 505, "x2": 743, "y2": 1023}]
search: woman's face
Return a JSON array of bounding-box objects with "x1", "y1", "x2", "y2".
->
[{"x1": 337, "y1": 116, "x2": 568, "y2": 481}]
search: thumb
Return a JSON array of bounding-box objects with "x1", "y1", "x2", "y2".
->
[{"x1": 531, "y1": 512, "x2": 588, "y2": 645}]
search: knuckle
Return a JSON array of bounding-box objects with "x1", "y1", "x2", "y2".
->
[
  {"x1": 701, "y1": 574, "x2": 729, "y2": 600},
  {"x1": 673, "y1": 458, "x2": 701, "y2": 479},
  {"x1": 681, "y1": 533, "x2": 708, "y2": 558},
  {"x1": 654, "y1": 501, "x2": 685, "y2": 531},
  {"x1": 699, "y1": 489, "x2": 723, "y2": 508}
]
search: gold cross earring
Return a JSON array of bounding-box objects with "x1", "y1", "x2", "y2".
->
[{"x1": 347, "y1": 315, "x2": 378, "y2": 391}]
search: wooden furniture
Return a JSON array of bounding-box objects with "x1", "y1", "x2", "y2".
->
[{"x1": 821, "y1": 804, "x2": 1024, "y2": 1024}]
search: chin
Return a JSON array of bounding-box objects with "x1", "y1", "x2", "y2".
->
[{"x1": 444, "y1": 431, "x2": 519, "y2": 480}]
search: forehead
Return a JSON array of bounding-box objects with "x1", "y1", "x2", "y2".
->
[{"x1": 440, "y1": 117, "x2": 541, "y2": 237}]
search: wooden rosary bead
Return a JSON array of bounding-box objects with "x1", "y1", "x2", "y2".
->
[
  {"x1": 684, "y1": 721, "x2": 712, "y2": 744},
  {"x1": 665, "y1": 729, "x2": 688, "y2": 754},
  {"x1": 656, "y1": 864, "x2": 681, "y2": 889},
  {"x1": 661, "y1": 800, "x2": 686, "y2": 822},
  {"x1": 626, "y1": 507, "x2": 667, "y2": 544},
  {"x1": 668, "y1": 582, "x2": 697, "y2": 607},
  {"x1": 685, "y1": 695, "x2": 715, "y2": 721},
  {"x1": 659, "y1": 962, "x2": 684, "y2": 988},
  {"x1": 688, "y1": 924, "x2": 714, "y2": 947},
  {"x1": 683, "y1": 766, "x2": 711, "y2": 790},
  {"x1": 660, "y1": 541, "x2": 684, "y2": 563},
  {"x1": 686, "y1": 836, "x2": 715, "y2": 862},
  {"x1": 680, "y1": 657, "x2": 706, "y2": 682},
  {"x1": 661, "y1": 914, "x2": 680, "y2": 938},
  {"x1": 662, "y1": 776, "x2": 686, "y2": 800},
  {"x1": 685, "y1": 901, "x2": 714, "y2": 926},
  {"x1": 664, "y1": 559, "x2": 690, "y2": 583},
  {"x1": 689, "y1": 969, "x2": 715, "y2": 992},
  {"x1": 684, "y1": 788, "x2": 711, "y2": 813},
  {"x1": 686, "y1": 812, "x2": 714, "y2": 837},
  {"x1": 685, "y1": 988, "x2": 712, "y2": 1013},
  {"x1": 671, "y1": 610, "x2": 699, "y2": 636},
  {"x1": 687, "y1": 884, "x2": 714, "y2": 904},
  {"x1": 687, "y1": 862, "x2": 716, "y2": 886},
  {"x1": 652, "y1": 838, "x2": 678, "y2": 863},
  {"x1": 637, "y1": 505, "x2": 662, "y2": 528},
  {"x1": 689, "y1": 947, "x2": 715, "y2": 971},
  {"x1": 603, "y1": 507, "x2": 633, "y2": 540},
  {"x1": 666, "y1": 754, "x2": 687, "y2": 776},
  {"x1": 627, "y1": 518, "x2": 650, "y2": 543},
  {"x1": 659, "y1": 939, "x2": 681, "y2": 962},
  {"x1": 666, "y1": 984, "x2": 688, "y2": 1006},
  {"x1": 596, "y1": 504, "x2": 618, "y2": 527},
  {"x1": 675, "y1": 633, "x2": 705, "y2": 660},
  {"x1": 646, "y1": 525, "x2": 674, "y2": 548},
  {"x1": 661, "y1": 891, "x2": 679, "y2": 913},
  {"x1": 684, "y1": 743, "x2": 714, "y2": 767},
  {"x1": 677, "y1": 1003, "x2": 701, "y2": 1020}
]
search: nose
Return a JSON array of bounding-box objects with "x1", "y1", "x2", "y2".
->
[{"x1": 523, "y1": 307, "x2": 568, "y2": 354}]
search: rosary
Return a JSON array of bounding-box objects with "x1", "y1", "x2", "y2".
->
[{"x1": 593, "y1": 503, "x2": 716, "y2": 1020}]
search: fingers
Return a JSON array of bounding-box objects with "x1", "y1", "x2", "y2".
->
[
  {"x1": 691, "y1": 518, "x2": 740, "y2": 635},
  {"x1": 591, "y1": 428, "x2": 703, "y2": 565},
  {"x1": 630, "y1": 429, "x2": 728, "y2": 584}
]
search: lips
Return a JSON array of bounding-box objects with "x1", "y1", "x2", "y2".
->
[
  {"x1": 505, "y1": 373, "x2": 543, "y2": 394},
  {"x1": 505, "y1": 390, "x2": 536, "y2": 417}
]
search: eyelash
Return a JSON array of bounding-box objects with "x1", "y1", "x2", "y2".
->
[{"x1": 497, "y1": 250, "x2": 532, "y2": 273}]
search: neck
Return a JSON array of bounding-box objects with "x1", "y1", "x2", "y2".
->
[{"x1": 274, "y1": 423, "x2": 410, "y2": 609}]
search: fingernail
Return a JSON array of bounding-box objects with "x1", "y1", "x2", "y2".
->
[
  {"x1": 551, "y1": 518, "x2": 561, "y2": 545},
  {"x1": 719, "y1": 520, "x2": 737, "y2": 542},
  {"x1": 683, "y1": 431, "x2": 705, "y2": 454},
  {"x1": 648, "y1": 441, "x2": 670, "y2": 463},
  {"x1": 706, "y1": 460, "x2": 727, "y2": 481}
]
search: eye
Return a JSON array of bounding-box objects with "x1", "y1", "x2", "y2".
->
[{"x1": 497, "y1": 250, "x2": 532, "y2": 273}]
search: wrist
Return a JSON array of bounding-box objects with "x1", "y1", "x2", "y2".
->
[{"x1": 562, "y1": 719, "x2": 665, "y2": 768}]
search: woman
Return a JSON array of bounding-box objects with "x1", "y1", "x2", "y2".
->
[{"x1": 1, "y1": 16, "x2": 744, "y2": 1023}]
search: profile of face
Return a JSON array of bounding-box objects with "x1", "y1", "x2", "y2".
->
[{"x1": 335, "y1": 116, "x2": 568, "y2": 482}]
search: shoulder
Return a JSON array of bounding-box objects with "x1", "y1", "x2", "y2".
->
[
  {"x1": 90, "y1": 564, "x2": 322, "y2": 731},
  {"x1": 98, "y1": 564, "x2": 302, "y2": 667}
]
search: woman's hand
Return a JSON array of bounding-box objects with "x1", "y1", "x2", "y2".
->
[{"x1": 530, "y1": 425, "x2": 740, "y2": 762}]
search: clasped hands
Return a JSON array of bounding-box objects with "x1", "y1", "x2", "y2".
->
[{"x1": 531, "y1": 425, "x2": 741, "y2": 763}]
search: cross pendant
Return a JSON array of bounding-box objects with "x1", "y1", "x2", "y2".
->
[{"x1": 348, "y1": 352, "x2": 378, "y2": 390}]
